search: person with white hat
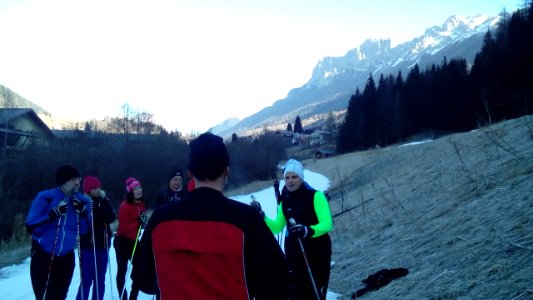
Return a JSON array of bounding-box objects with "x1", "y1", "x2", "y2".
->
[{"x1": 252, "y1": 158, "x2": 333, "y2": 300}]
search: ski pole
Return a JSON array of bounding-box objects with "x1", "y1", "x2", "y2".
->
[
  {"x1": 119, "y1": 225, "x2": 142, "y2": 300},
  {"x1": 77, "y1": 213, "x2": 85, "y2": 300},
  {"x1": 131, "y1": 225, "x2": 142, "y2": 259},
  {"x1": 104, "y1": 228, "x2": 114, "y2": 300},
  {"x1": 90, "y1": 207, "x2": 100, "y2": 300},
  {"x1": 273, "y1": 178, "x2": 281, "y2": 205},
  {"x1": 43, "y1": 217, "x2": 62, "y2": 300},
  {"x1": 288, "y1": 218, "x2": 320, "y2": 300},
  {"x1": 272, "y1": 179, "x2": 284, "y2": 245}
]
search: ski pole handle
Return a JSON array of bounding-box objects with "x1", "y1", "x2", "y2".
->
[
  {"x1": 288, "y1": 217, "x2": 320, "y2": 299},
  {"x1": 288, "y1": 218, "x2": 296, "y2": 226}
]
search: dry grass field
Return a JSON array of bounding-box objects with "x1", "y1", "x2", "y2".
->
[{"x1": 302, "y1": 115, "x2": 533, "y2": 299}]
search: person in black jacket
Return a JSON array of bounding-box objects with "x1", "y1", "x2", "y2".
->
[
  {"x1": 132, "y1": 132, "x2": 290, "y2": 299},
  {"x1": 155, "y1": 169, "x2": 189, "y2": 208},
  {"x1": 76, "y1": 175, "x2": 116, "y2": 300},
  {"x1": 252, "y1": 159, "x2": 334, "y2": 300}
]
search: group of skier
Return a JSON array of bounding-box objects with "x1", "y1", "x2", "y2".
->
[{"x1": 25, "y1": 132, "x2": 334, "y2": 300}]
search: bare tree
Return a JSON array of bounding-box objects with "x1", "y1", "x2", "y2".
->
[{"x1": 1, "y1": 86, "x2": 15, "y2": 157}]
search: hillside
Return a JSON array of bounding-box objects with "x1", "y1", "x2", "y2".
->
[
  {"x1": 0, "y1": 85, "x2": 49, "y2": 115},
  {"x1": 300, "y1": 115, "x2": 533, "y2": 299}
]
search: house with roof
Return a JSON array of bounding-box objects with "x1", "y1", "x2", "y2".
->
[
  {"x1": 315, "y1": 146, "x2": 336, "y2": 159},
  {"x1": 0, "y1": 108, "x2": 55, "y2": 152}
]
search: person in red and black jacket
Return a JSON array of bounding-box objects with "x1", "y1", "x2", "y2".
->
[
  {"x1": 114, "y1": 177, "x2": 147, "y2": 300},
  {"x1": 131, "y1": 132, "x2": 290, "y2": 300}
]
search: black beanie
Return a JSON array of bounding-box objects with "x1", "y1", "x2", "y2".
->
[
  {"x1": 188, "y1": 133, "x2": 229, "y2": 181},
  {"x1": 55, "y1": 165, "x2": 80, "y2": 186},
  {"x1": 170, "y1": 169, "x2": 183, "y2": 180}
]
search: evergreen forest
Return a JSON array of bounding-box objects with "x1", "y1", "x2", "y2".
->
[{"x1": 337, "y1": 4, "x2": 533, "y2": 153}]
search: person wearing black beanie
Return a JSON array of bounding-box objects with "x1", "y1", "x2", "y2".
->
[
  {"x1": 132, "y1": 132, "x2": 290, "y2": 299},
  {"x1": 25, "y1": 164, "x2": 92, "y2": 300},
  {"x1": 154, "y1": 168, "x2": 190, "y2": 208},
  {"x1": 55, "y1": 164, "x2": 81, "y2": 187}
]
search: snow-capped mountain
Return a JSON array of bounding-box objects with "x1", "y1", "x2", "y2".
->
[
  {"x1": 217, "y1": 14, "x2": 500, "y2": 138},
  {"x1": 208, "y1": 117, "x2": 240, "y2": 135}
]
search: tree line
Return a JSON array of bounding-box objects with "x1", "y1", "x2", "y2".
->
[
  {"x1": 0, "y1": 112, "x2": 287, "y2": 247},
  {"x1": 337, "y1": 4, "x2": 533, "y2": 153}
]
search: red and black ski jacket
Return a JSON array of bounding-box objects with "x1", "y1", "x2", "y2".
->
[{"x1": 131, "y1": 187, "x2": 290, "y2": 300}]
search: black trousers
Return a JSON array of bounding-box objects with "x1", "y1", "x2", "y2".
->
[
  {"x1": 285, "y1": 235, "x2": 332, "y2": 300},
  {"x1": 30, "y1": 240, "x2": 75, "y2": 300},
  {"x1": 114, "y1": 236, "x2": 140, "y2": 300}
]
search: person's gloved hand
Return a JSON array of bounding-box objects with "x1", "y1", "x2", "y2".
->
[
  {"x1": 273, "y1": 179, "x2": 280, "y2": 191},
  {"x1": 289, "y1": 223, "x2": 314, "y2": 239},
  {"x1": 72, "y1": 198, "x2": 87, "y2": 214},
  {"x1": 48, "y1": 200, "x2": 68, "y2": 219},
  {"x1": 250, "y1": 199, "x2": 265, "y2": 218},
  {"x1": 93, "y1": 190, "x2": 109, "y2": 209},
  {"x1": 139, "y1": 213, "x2": 148, "y2": 229}
]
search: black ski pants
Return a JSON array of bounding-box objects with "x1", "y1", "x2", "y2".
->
[
  {"x1": 114, "y1": 236, "x2": 140, "y2": 300},
  {"x1": 30, "y1": 240, "x2": 75, "y2": 300},
  {"x1": 285, "y1": 235, "x2": 332, "y2": 300}
]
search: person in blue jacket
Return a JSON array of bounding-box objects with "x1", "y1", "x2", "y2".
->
[{"x1": 25, "y1": 165, "x2": 92, "y2": 300}]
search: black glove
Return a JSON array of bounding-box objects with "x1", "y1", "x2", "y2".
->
[
  {"x1": 273, "y1": 179, "x2": 280, "y2": 191},
  {"x1": 250, "y1": 200, "x2": 265, "y2": 218},
  {"x1": 289, "y1": 223, "x2": 314, "y2": 239},
  {"x1": 139, "y1": 213, "x2": 148, "y2": 229},
  {"x1": 72, "y1": 198, "x2": 87, "y2": 214},
  {"x1": 93, "y1": 198, "x2": 102, "y2": 209},
  {"x1": 48, "y1": 200, "x2": 68, "y2": 219}
]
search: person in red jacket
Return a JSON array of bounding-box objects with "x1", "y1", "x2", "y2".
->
[
  {"x1": 114, "y1": 177, "x2": 147, "y2": 300},
  {"x1": 131, "y1": 132, "x2": 290, "y2": 299}
]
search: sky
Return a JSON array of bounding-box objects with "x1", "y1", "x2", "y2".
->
[
  {"x1": 0, "y1": 169, "x2": 337, "y2": 299},
  {"x1": 0, "y1": 0, "x2": 522, "y2": 133}
]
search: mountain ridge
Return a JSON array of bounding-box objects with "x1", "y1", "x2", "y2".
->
[{"x1": 215, "y1": 14, "x2": 500, "y2": 138}]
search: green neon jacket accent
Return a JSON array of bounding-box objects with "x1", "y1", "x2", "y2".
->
[{"x1": 265, "y1": 189, "x2": 333, "y2": 238}]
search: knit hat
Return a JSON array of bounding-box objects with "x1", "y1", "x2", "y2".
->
[
  {"x1": 83, "y1": 175, "x2": 101, "y2": 194},
  {"x1": 188, "y1": 132, "x2": 230, "y2": 181},
  {"x1": 55, "y1": 165, "x2": 81, "y2": 186},
  {"x1": 125, "y1": 177, "x2": 141, "y2": 193},
  {"x1": 283, "y1": 159, "x2": 304, "y2": 180},
  {"x1": 170, "y1": 169, "x2": 183, "y2": 180}
]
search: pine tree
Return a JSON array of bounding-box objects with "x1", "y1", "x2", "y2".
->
[
  {"x1": 231, "y1": 133, "x2": 239, "y2": 143},
  {"x1": 293, "y1": 116, "x2": 303, "y2": 134},
  {"x1": 286, "y1": 123, "x2": 292, "y2": 132}
]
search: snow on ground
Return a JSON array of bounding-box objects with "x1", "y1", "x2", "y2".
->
[{"x1": 0, "y1": 170, "x2": 339, "y2": 299}]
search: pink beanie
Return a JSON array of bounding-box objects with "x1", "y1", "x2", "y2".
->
[
  {"x1": 83, "y1": 175, "x2": 101, "y2": 194},
  {"x1": 125, "y1": 177, "x2": 141, "y2": 193}
]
